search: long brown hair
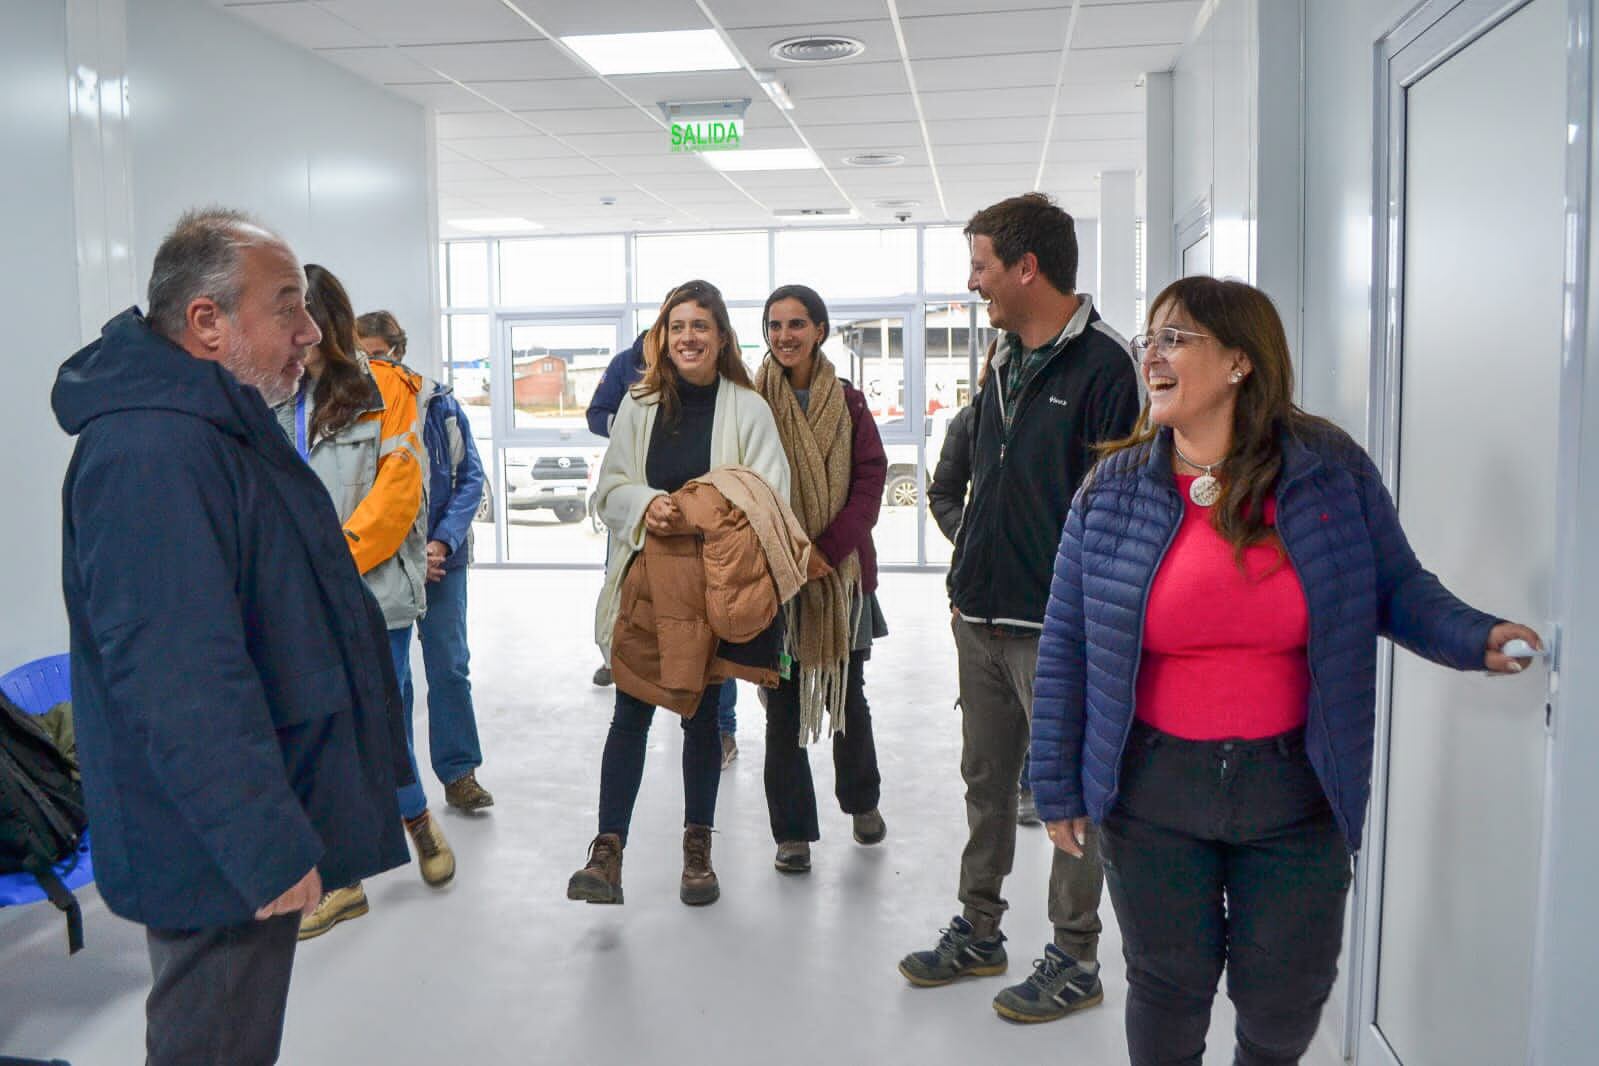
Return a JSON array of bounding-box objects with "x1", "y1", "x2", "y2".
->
[
  {"x1": 1104, "y1": 276, "x2": 1336, "y2": 554},
  {"x1": 635, "y1": 279, "x2": 750, "y2": 422},
  {"x1": 304, "y1": 264, "x2": 378, "y2": 443}
]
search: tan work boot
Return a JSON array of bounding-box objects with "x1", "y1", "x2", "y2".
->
[
  {"x1": 444, "y1": 770, "x2": 494, "y2": 812},
  {"x1": 680, "y1": 825, "x2": 720, "y2": 906},
  {"x1": 404, "y1": 810, "x2": 456, "y2": 887},
  {"x1": 566, "y1": 832, "x2": 624, "y2": 904},
  {"x1": 297, "y1": 883, "x2": 368, "y2": 941}
]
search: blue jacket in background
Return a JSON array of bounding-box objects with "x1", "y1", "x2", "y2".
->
[
  {"x1": 1029, "y1": 422, "x2": 1501, "y2": 852},
  {"x1": 585, "y1": 332, "x2": 647, "y2": 438},
  {"x1": 422, "y1": 382, "x2": 485, "y2": 571},
  {"x1": 52, "y1": 309, "x2": 411, "y2": 930}
]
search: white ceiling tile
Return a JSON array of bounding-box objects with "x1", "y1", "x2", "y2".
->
[
  {"x1": 920, "y1": 86, "x2": 1056, "y2": 122},
  {"x1": 779, "y1": 62, "x2": 910, "y2": 99},
  {"x1": 902, "y1": 9, "x2": 1074, "y2": 60},
  {"x1": 443, "y1": 135, "x2": 577, "y2": 161},
  {"x1": 318, "y1": 0, "x2": 545, "y2": 46},
  {"x1": 464, "y1": 79, "x2": 630, "y2": 109},
  {"x1": 513, "y1": 0, "x2": 706, "y2": 37},
  {"x1": 928, "y1": 116, "x2": 1049, "y2": 146},
  {"x1": 602, "y1": 70, "x2": 763, "y2": 105},
  {"x1": 802, "y1": 123, "x2": 925, "y2": 151},
  {"x1": 390, "y1": 81, "x2": 498, "y2": 111},
  {"x1": 1047, "y1": 113, "x2": 1145, "y2": 141},
  {"x1": 315, "y1": 45, "x2": 441, "y2": 83},
  {"x1": 439, "y1": 159, "x2": 509, "y2": 182},
  {"x1": 400, "y1": 39, "x2": 585, "y2": 82},
  {"x1": 708, "y1": 0, "x2": 878, "y2": 30},
  {"x1": 895, "y1": 0, "x2": 1077, "y2": 14},
  {"x1": 222, "y1": 1, "x2": 372, "y2": 49},
  {"x1": 1072, "y1": 1, "x2": 1201, "y2": 49},
  {"x1": 913, "y1": 52, "x2": 1062, "y2": 91},
  {"x1": 492, "y1": 156, "x2": 616, "y2": 179},
  {"x1": 513, "y1": 108, "x2": 662, "y2": 136},
  {"x1": 437, "y1": 112, "x2": 540, "y2": 139},
  {"x1": 784, "y1": 94, "x2": 920, "y2": 127}
]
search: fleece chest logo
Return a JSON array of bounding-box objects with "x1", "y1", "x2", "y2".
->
[{"x1": 1047, "y1": 396, "x2": 1071, "y2": 409}]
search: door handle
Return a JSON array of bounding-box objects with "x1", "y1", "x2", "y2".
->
[{"x1": 1500, "y1": 638, "x2": 1547, "y2": 659}]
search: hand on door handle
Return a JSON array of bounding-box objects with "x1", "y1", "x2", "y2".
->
[{"x1": 1484, "y1": 622, "x2": 1545, "y2": 675}]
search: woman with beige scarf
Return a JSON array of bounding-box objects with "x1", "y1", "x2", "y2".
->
[{"x1": 754, "y1": 285, "x2": 890, "y2": 874}]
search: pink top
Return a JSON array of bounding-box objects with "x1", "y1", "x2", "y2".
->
[{"x1": 1135, "y1": 475, "x2": 1311, "y2": 740}]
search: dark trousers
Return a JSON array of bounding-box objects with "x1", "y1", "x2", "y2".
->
[
  {"x1": 954, "y1": 619, "x2": 1104, "y2": 959},
  {"x1": 1102, "y1": 722, "x2": 1353, "y2": 1066},
  {"x1": 145, "y1": 915, "x2": 300, "y2": 1066},
  {"x1": 763, "y1": 651, "x2": 881, "y2": 843},
  {"x1": 598, "y1": 686, "x2": 722, "y2": 845}
]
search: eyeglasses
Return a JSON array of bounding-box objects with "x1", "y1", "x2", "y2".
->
[{"x1": 1130, "y1": 326, "x2": 1215, "y2": 358}]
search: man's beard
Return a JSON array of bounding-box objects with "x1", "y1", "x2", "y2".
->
[{"x1": 221, "y1": 331, "x2": 299, "y2": 406}]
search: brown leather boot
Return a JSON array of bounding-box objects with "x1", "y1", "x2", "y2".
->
[
  {"x1": 567, "y1": 833, "x2": 623, "y2": 904},
  {"x1": 680, "y1": 825, "x2": 719, "y2": 906}
]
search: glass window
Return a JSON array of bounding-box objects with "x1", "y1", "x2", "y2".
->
[
  {"x1": 636, "y1": 232, "x2": 769, "y2": 304},
  {"x1": 446, "y1": 315, "x2": 491, "y2": 409},
  {"x1": 504, "y1": 320, "x2": 617, "y2": 435},
  {"x1": 500, "y1": 444, "x2": 610, "y2": 566},
  {"x1": 499, "y1": 236, "x2": 626, "y2": 307},
  {"x1": 447, "y1": 242, "x2": 489, "y2": 307},
  {"x1": 438, "y1": 244, "x2": 449, "y2": 306},
  {"x1": 923, "y1": 225, "x2": 972, "y2": 294},
  {"x1": 827, "y1": 312, "x2": 907, "y2": 438},
  {"x1": 774, "y1": 229, "x2": 917, "y2": 299}
]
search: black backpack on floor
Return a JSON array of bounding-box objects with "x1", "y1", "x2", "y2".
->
[{"x1": 0, "y1": 692, "x2": 88, "y2": 953}]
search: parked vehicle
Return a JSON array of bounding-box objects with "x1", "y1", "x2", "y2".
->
[
  {"x1": 880, "y1": 407, "x2": 954, "y2": 507},
  {"x1": 504, "y1": 447, "x2": 603, "y2": 523}
]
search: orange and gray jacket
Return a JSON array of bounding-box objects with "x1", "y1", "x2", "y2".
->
[{"x1": 275, "y1": 357, "x2": 430, "y2": 628}]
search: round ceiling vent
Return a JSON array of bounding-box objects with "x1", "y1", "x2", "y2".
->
[
  {"x1": 770, "y1": 35, "x2": 866, "y2": 64},
  {"x1": 844, "y1": 152, "x2": 906, "y2": 168}
]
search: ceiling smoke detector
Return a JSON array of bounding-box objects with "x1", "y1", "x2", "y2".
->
[
  {"x1": 844, "y1": 152, "x2": 905, "y2": 168},
  {"x1": 770, "y1": 35, "x2": 866, "y2": 64}
]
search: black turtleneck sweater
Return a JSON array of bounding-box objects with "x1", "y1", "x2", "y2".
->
[{"x1": 646, "y1": 377, "x2": 719, "y2": 492}]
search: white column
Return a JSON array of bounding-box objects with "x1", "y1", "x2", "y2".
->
[
  {"x1": 1097, "y1": 169, "x2": 1137, "y2": 337},
  {"x1": 1143, "y1": 71, "x2": 1176, "y2": 304}
]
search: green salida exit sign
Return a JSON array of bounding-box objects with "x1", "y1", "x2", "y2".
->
[{"x1": 671, "y1": 116, "x2": 744, "y2": 152}]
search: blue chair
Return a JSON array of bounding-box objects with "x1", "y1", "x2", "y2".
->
[{"x1": 0, "y1": 654, "x2": 94, "y2": 908}]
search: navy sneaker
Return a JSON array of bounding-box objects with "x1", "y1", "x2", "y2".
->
[
  {"x1": 898, "y1": 916, "x2": 1008, "y2": 987},
  {"x1": 992, "y1": 944, "x2": 1103, "y2": 1023}
]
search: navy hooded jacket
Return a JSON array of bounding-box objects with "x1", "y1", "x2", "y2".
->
[
  {"x1": 53, "y1": 309, "x2": 411, "y2": 929},
  {"x1": 1029, "y1": 422, "x2": 1501, "y2": 851},
  {"x1": 585, "y1": 332, "x2": 647, "y2": 438},
  {"x1": 421, "y1": 383, "x2": 485, "y2": 572}
]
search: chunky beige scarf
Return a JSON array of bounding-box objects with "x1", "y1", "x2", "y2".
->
[{"x1": 755, "y1": 351, "x2": 861, "y2": 743}]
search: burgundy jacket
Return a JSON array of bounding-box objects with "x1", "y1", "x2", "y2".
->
[{"x1": 810, "y1": 385, "x2": 887, "y2": 594}]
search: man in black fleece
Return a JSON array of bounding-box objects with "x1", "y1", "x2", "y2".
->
[{"x1": 899, "y1": 193, "x2": 1141, "y2": 1025}]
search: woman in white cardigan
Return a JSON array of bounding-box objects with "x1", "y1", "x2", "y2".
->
[{"x1": 569, "y1": 279, "x2": 790, "y2": 908}]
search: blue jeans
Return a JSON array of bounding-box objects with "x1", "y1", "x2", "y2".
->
[
  {"x1": 404, "y1": 565, "x2": 484, "y2": 786},
  {"x1": 389, "y1": 626, "x2": 427, "y2": 820},
  {"x1": 717, "y1": 679, "x2": 737, "y2": 736}
]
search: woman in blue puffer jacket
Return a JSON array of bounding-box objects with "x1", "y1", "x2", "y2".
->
[{"x1": 1028, "y1": 276, "x2": 1539, "y2": 1066}]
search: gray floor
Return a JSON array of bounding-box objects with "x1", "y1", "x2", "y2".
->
[{"x1": 2, "y1": 571, "x2": 1344, "y2": 1065}]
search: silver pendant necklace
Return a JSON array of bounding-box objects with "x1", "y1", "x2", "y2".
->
[{"x1": 1172, "y1": 442, "x2": 1223, "y2": 507}]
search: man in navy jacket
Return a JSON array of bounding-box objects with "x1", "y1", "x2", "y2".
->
[{"x1": 53, "y1": 209, "x2": 410, "y2": 1065}]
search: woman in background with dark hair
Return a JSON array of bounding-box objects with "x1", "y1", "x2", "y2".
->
[
  {"x1": 1029, "y1": 276, "x2": 1541, "y2": 1065},
  {"x1": 567, "y1": 279, "x2": 789, "y2": 908},
  {"x1": 278, "y1": 267, "x2": 455, "y2": 941},
  {"x1": 753, "y1": 284, "x2": 889, "y2": 874}
]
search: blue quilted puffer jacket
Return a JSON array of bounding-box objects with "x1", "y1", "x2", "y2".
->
[{"x1": 1029, "y1": 422, "x2": 1501, "y2": 851}]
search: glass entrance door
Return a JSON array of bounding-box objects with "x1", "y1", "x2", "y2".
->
[{"x1": 486, "y1": 316, "x2": 623, "y2": 567}]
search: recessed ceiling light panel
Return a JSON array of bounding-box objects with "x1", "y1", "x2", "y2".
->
[
  {"x1": 844, "y1": 152, "x2": 905, "y2": 168},
  {"x1": 563, "y1": 30, "x2": 739, "y2": 76},
  {"x1": 769, "y1": 35, "x2": 866, "y2": 64}
]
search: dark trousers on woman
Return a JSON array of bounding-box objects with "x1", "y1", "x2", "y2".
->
[
  {"x1": 764, "y1": 651, "x2": 880, "y2": 842},
  {"x1": 598, "y1": 686, "x2": 722, "y2": 844},
  {"x1": 1101, "y1": 721, "x2": 1352, "y2": 1066}
]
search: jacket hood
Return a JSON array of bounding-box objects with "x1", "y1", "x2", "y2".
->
[{"x1": 52, "y1": 307, "x2": 268, "y2": 439}]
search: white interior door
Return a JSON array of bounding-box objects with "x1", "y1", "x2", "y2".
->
[{"x1": 1372, "y1": 1, "x2": 1565, "y2": 1062}]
